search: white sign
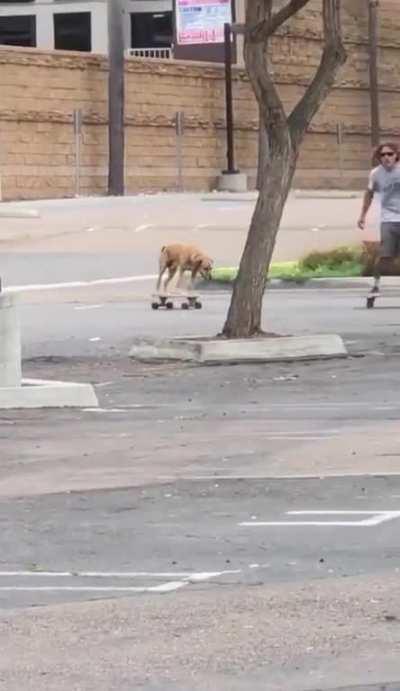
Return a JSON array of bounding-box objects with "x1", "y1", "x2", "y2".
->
[
  {"x1": 176, "y1": 0, "x2": 231, "y2": 45},
  {"x1": 239, "y1": 510, "x2": 400, "y2": 528}
]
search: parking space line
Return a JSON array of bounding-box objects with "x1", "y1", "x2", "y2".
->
[
  {"x1": 0, "y1": 582, "x2": 187, "y2": 593},
  {"x1": 0, "y1": 569, "x2": 242, "y2": 596},
  {"x1": 6, "y1": 274, "x2": 158, "y2": 294},
  {"x1": 239, "y1": 510, "x2": 400, "y2": 527},
  {"x1": 157, "y1": 472, "x2": 400, "y2": 481},
  {"x1": 0, "y1": 570, "x2": 239, "y2": 578}
]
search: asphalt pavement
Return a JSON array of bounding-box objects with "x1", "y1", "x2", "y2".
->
[
  {"x1": 12, "y1": 285, "x2": 400, "y2": 359},
  {"x1": 1, "y1": 474, "x2": 399, "y2": 611},
  {"x1": 1, "y1": 192, "x2": 400, "y2": 691}
]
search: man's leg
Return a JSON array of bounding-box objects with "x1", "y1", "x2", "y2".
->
[{"x1": 372, "y1": 223, "x2": 398, "y2": 292}]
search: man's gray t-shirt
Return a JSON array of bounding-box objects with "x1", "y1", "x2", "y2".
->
[{"x1": 368, "y1": 164, "x2": 400, "y2": 223}]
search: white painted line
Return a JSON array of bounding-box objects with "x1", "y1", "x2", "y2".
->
[
  {"x1": 5, "y1": 274, "x2": 158, "y2": 294},
  {"x1": 150, "y1": 581, "x2": 187, "y2": 592},
  {"x1": 135, "y1": 223, "x2": 154, "y2": 233},
  {"x1": 184, "y1": 570, "x2": 240, "y2": 582},
  {"x1": 74, "y1": 304, "x2": 104, "y2": 311},
  {"x1": 82, "y1": 408, "x2": 129, "y2": 413},
  {"x1": 233, "y1": 402, "x2": 399, "y2": 409},
  {"x1": 239, "y1": 510, "x2": 400, "y2": 528},
  {"x1": 0, "y1": 569, "x2": 240, "y2": 579},
  {"x1": 158, "y1": 472, "x2": 400, "y2": 481},
  {"x1": 0, "y1": 582, "x2": 187, "y2": 593},
  {"x1": 251, "y1": 435, "x2": 336, "y2": 441},
  {"x1": 89, "y1": 337, "x2": 102, "y2": 342}
]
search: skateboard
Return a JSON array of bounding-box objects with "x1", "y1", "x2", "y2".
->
[
  {"x1": 151, "y1": 293, "x2": 202, "y2": 310},
  {"x1": 366, "y1": 292, "x2": 378, "y2": 309},
  {"x1": 365, "y1": 289, "x2": 400, "y2": 308}
]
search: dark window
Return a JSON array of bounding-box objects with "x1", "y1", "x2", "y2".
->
[
  {"x1": 0, "y1": 14, "x2": 36, "y2": 46},
  {"x1": 131, "y1": 12, "x2": 172, "y2": 49},
  {"x1": 54, "y1": 12, "x2": 91, "y2": 52}
]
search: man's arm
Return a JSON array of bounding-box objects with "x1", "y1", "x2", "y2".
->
[{"x1": 358, "y1": 189, "x2": 374, "y2": 230}]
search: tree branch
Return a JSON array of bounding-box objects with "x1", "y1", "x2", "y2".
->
[
  {"x1": 245, "y1": 0, "x2": 287, "y2": 135},
  {"x1": 288, "y1": 0, "x2": 347, "y2": 147},
  {"x1": 250, "y1": 0, "x2": 310, "y2": 43}
]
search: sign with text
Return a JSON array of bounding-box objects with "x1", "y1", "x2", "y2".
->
[{"x1": 176, "y1": 0, "x2": 231, "y2": 45}]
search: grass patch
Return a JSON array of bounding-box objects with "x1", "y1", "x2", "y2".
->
[{"x1": 211, "y1": 246, "x2": 364, "y2": 283}]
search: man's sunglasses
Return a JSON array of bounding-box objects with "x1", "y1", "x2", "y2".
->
[{"x1": 381, "y1": 151, "x2": 396, "y2": 158}]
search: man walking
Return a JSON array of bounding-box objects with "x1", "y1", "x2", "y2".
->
[{"x1": 358, "y1": 142, "x2": 400, "y2": 293}]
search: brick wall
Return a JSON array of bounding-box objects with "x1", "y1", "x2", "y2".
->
[{"x1": 0, "y1": 0, "x2": 399, "y2": 200}]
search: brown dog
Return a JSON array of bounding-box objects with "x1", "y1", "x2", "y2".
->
[{"x1": 156, "y1": 243, "x2": 213, "y2": 293}]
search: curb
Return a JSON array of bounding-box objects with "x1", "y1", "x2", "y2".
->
[
  {"x1": 129, "y1": 334, "x2": 348, "y2": 365},
  {"x1": 0, "y1": 209, "x2": 40, "y2": 219},
  {"x1": 204, "y1": 277, "x2": 400, "y2": 291},
  {"x1": 293, "y1": 190, "x2": 362, "y2": 200},
  {"x1": 0, "y1": 378, "x2": 99, "y2": 409}
]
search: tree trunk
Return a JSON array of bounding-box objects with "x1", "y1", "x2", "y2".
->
[
  {"x1": 221, "y1": 0, "x2": 346, "y2": 339},
  {"x1": 222, "y1": 132, "x2": 296, "y2": 338},
  {"x1": 256, "y1": 107, "x2": 268, "y2": 191}
]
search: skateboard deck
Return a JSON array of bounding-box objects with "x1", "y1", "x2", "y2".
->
[{"x1": 151, "y1": 293, "x2": 202, "y2": 310}]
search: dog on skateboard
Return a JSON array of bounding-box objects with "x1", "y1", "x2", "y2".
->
[{"x1": 156, "y1": 243, "x2": 213, "y2": 293}]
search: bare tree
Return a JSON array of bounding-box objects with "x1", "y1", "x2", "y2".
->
[{"x1": 222, "y1": 0, "x2": 347, "y2": 338}]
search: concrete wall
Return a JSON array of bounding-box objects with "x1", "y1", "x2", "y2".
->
[{"x1": 0, "y1": 0, "x2": 399, "y2": 200}]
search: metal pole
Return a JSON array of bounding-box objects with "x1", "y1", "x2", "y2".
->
[
  {"x1": 336, "y1": 121, "x2": 344, "y2": 181},
  {"x1": 175, "y1": 111, "x2": 184, "y2": 191},
  {"x1": 223, "y1": 22, "x2": 236, "y2": 174},
  {"x1": 108, "y1": 0, "x2": 125, "y2": 195},
  {"x1": 368, "y1": 0, "x2": 380, "y2": 147},
  {"x1": 73, "y1": 109, "x2": 82, "y2": 197}
]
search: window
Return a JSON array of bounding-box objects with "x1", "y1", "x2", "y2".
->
[
  {"x1": 131, "y1": 12, "x2": 172, "y2": 49},
  {"x1": 54, "y1": 12, "x2": 91, "y2": 52},
  {"x1": 0, "y1": 15, "x2": 36, "y2": 47}
]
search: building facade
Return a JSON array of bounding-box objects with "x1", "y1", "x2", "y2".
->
[
  {"x1": 0, "y1": 0, "x2": 242, "y2": 58},
  {"x1": 0, "y1": 0, "x2": 174, "y2": 55}
]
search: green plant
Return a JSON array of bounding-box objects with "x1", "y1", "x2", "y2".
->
[{"x1": 299, "y1": 246, "x2": 362, "y2": 271}]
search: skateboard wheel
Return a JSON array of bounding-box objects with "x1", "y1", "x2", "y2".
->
[
  {"x1": 181, "y1": 302, "x2": 189, "y2": 310},
  {"x1": 366, "y1": 297, "x2": 375, "y2": 309},
  {"x1": 166, "y1": 301, "x2": 174, "y2": 309},
  {"x1": 151, "y1": 302, "x2": 159, "y2": 310},
  {"x1": 195, "y1": 301, "x2": 202, "y2": 309}
]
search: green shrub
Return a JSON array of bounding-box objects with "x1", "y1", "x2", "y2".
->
[{"x1": 299, "y1": 246, "x2": 362, "y2": 271}]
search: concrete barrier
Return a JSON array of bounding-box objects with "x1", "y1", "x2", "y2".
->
[
  {"x1": 129, "y1": 334, "x2": 348, "y2": 364},
  {"x1": 0, "y1": 290, "x2": 98, "y2": 409},
  {"x1": 0, "y1": 293, "x2": 21, "y2": 387}
]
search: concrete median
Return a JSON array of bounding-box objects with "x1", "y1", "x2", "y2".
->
[{"x1": 129, "y1": 334, "x2": 348, "y2": 364}]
